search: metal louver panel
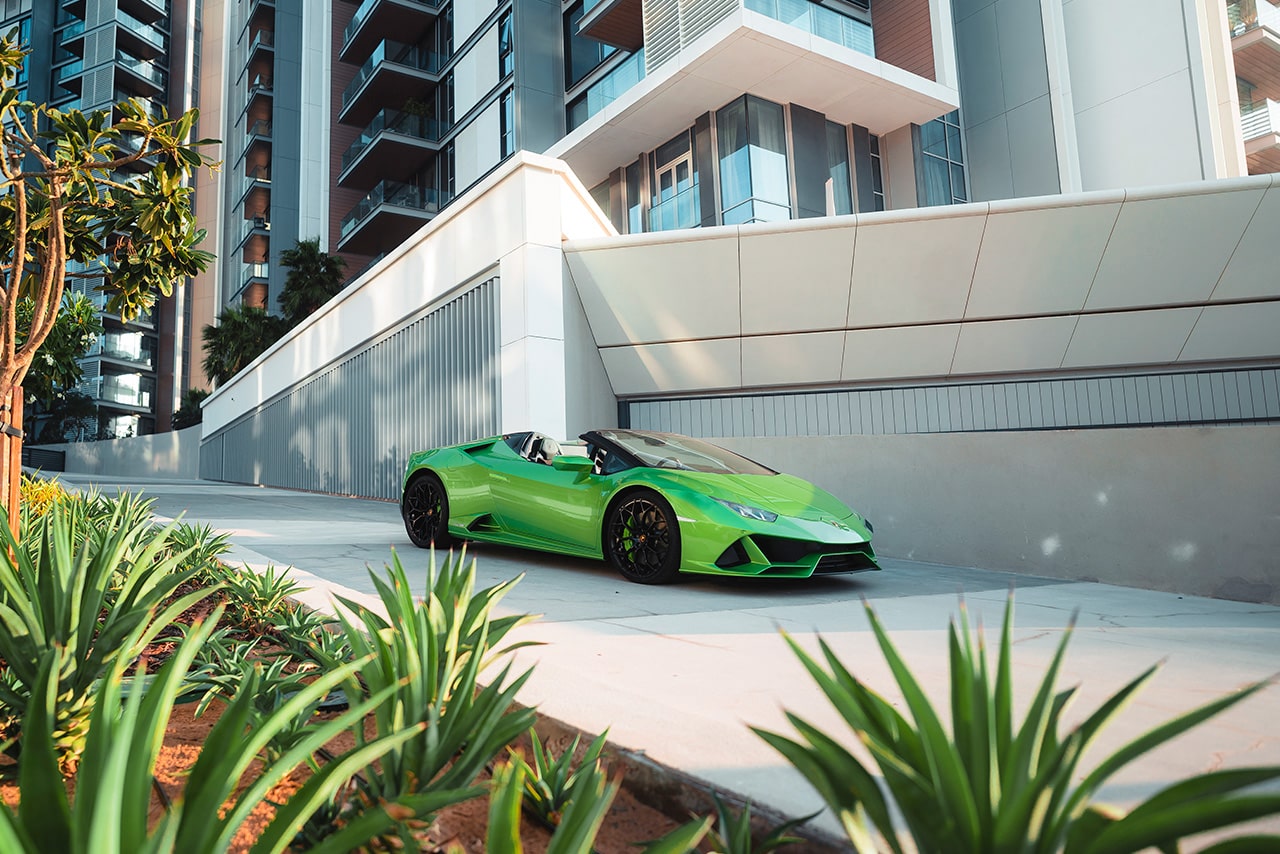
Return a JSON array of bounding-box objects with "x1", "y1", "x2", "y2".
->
[
  {"x1": 680, "y1": 0, "x2": 738, "y2": 44},
  {"x1": 200, "y1": 279, "x2": 502, "y2": 499},
  {"x1": 643, "y1": 0, "x2": 682, "y2": 73}
]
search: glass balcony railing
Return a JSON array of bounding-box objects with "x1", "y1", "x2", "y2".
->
[
  {"x1": 246, "y1": 164, "x2": 271, "y2": 182},
  {"x1": 340, "y1": 180, "x2": 440, "y2": 238},
  {"x1": 248, "y1": 29, "x2": 274, "y2": 51},
  {"x1": 97, "y1": 376, "x2": 156, "y2": 409},
  {"x1": 115, "y1": 90, "x2": 165, "y2": 120},
  {"x1": 744, "y1": 0, "x2": 874, "y2": 57},
  {"x1": 52, "y1": 59, "x2": 83, "y2": 85},
  {"x1": 341, "y1": 108, "x2": 444, "y2": 171},
  {"x1": 116, "y1": 52, "x2": 167, "y2": 88},
  {"x1": 116, "y1": 7, "x2": 169, "y2": 53},
  {"x1": 567, "y1": 48, "x2": 645, "y2": 131},
  {"x1": 92, "y1": 332, "x2": 155, "y2": 368},
  {"x1": 244, "y1": 262, "x2": 269, "y2": 285},
  {"x1": 1242, "y1": 98, "x2": 1280, "y2": 141},
  {"x1": 344, "y1": 0, "x2": 441, "y2": 47},
  {"x1": 59, "y1": 19, "x2": 85, "y2": 42},
  {"x1": 247, "y1": 119, "x2": 272, "y2": 137},
  {"x1": 342, "y1": 40, "x2": 446, "y2": 109},
  {"x1": 647, "y1": 183, "x2": 700, "y2": 231},
  {"x1": 242, "y1": 216, "x2": 271, "y2": 242},
  {"x1": 1229, "y1": 0, "x2": 1280, "y2": 36}
]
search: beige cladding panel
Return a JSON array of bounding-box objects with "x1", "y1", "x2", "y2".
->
[
  {"x1": 1061, "y1": 307, "x2": 1203, "y2": 369},
  {"x1": 1085, "y1": 187, "x2": 1267, "y2": 310},
  {"x1": 738, "y1": 225, "x2": 856, "y2": 335},
  {"x1": 841, "y1": 324, "x2": 962, "y2": 382},
  {"x1": 1211, "y1": 181, "x2": 1280, "y2": 301},
  {"x1": 600, "y1": 339, "x2": 743, "y2": 395},
  {"x1": 950, "y1": 315, "x2": 1079, "y2": 375},
  {"x1": 741, "y1": 332, "x2": 845, "y2": 387}
]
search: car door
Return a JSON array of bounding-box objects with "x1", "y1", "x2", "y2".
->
[{"x1": 487, "y1": 438, "x2": 611, "y2": 552}]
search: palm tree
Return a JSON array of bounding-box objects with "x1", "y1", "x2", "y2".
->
[
  {"x1": 278, "y1": 238, "x2": 347, "y2": 326},
  {"x1": 201, "y1": 305, "x2": 287, "y2": 387}
]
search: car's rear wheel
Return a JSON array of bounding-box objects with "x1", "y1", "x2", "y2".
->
[
  {"x1": 402, "y1": 472, "x2": 456, "y2": 549},
  {"x1": 606, "y1": 490, "x2": 681, "y2": 584}
]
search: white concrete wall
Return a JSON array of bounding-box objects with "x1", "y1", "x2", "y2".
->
[
  {"x1": 31, "y1": 427, "x2": 202, "y2": 479},
  {"x1": 717, "y1": 426, "x2": 1280, "y2": 604},
  {"x1": 298, "y1": 2, "x2": 331, "y2": 246},
  {"x1": 202, "y1": 154, "x2": 615, "y2": 447},
  {"x1": 454, "y1": 0, "x2": 500, "y2": 46}
]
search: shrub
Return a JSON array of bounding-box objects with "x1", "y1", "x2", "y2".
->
[{"x1": 755, "y1": 594, "x2": 1280, "y2": 853}]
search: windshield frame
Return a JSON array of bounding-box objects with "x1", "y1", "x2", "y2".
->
[{"x1": 581, "y1": 430, "x2": 777, "y2": 476}]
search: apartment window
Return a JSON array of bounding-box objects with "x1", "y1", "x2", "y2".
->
[
  {"x1": 826, "y1": 122, "x2": 853, "y2": 216},
  {"x1": 624, "y1": 160, "x2": 643, "y2": 234},
  {"x1": 500, "y1": 89, "x2": 515, "y2": 157},
  {"x1": 442, "y1": 72, "x2": 455, "y2": 126},
  {"x1": 717, "y1": 96, "x2": 791, "y2": 224},
  {"x1": 648, "y1": 131, "x2": 700, "y2": 231},
  {"x1": 498, "y1": 10, "x2": 513, "y2": 78},
  {"x1": 563, "y1": 0, "x2": 617, "y2": 87},
  {"x1": 441, "y1": 142, "x2": 455, "y2": 200},
  {"x1": 869, "y1": 133, "x2": 885, "y2": 211},
  {"x1": 917, "y1": 110, "x2": 967, "y2": 206}
]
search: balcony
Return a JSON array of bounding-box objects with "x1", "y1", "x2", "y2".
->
[
  {"x1": 97, "y1": 376, "x2": 154, "y2": 411},
  {"x1": 341, "y1": 0, "x2": 441, "y2": 64},
  {"x1": 1230, "y1": 0, "x2": 1280, "y2": 98},
  {"x1": 338, "y1": 179, "x2": 440, "y2": 254},
  {"x1": 92, "y1": 332, "x2": 156, "y2": 369},
  {"x1": 239, "y1": 118, "x2": 272, "y2": 165},
  {"x1": 247, "y1": 28, "x2": 274, "y2": 65},
  {"x1": 339, "y1": 108, "x2": 444, "y2": 187},
  {"x1": 238, "y1": 215, "x2": 271, "y2": 263},
  {"x1": 243, "y1": 74, "x2": 273, "y2": 120},
  {"x1": 339, "y1": 40, "x2": 445, "y2": 125},
  {"x1": 116, "y1": 7, "x2": 169, "y2": 59},
  {"x1": 744, "y1": 0, "x2": 874, "y2": 57},
  {"x1": 578, "y1": 0, "x2": 643, "y2": 50},
  {"x1": 1242, "y1": 98, "x2": 1280, "y2": 173},
  {"x1": 548, "y1": 0, "x2": 956, "y2": 188},
  {"x1": 115, "y1": 51, "x2": 167, "y2": 94},
  {"x1": 243, "y1": 261, "x2": 270, "y2": 293},
  {"x1": 242, "y1": 0, "x2": 276, "y2": 43},
  {"x1": 120, "y1": 0, "x2": 168, "y2": 25}
]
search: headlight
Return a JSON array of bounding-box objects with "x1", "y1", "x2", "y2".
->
[{"x1": 712, "y1": 498, "x2": 778, "y2": 523}]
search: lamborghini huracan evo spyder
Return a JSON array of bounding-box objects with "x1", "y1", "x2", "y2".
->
[{"x1": 400, "y1": 429, "x2": 880, "y2": 585}]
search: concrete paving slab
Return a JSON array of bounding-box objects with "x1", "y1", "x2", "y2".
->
[{"x1": 52, "y1": 472, "x2": 1280, "y2": 844}]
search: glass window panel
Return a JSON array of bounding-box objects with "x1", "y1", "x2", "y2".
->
[
  {"x1": 946, "y1": 124, "x2": 962, "y2": 161},
  {"x1": 625, "y1": 160, "x2": 643, "y2": 233},
  {"x1": 722, "y1": 199, "x2": 754, "y2": 225},
  {"x1": 922, "y1": 156, "x2": 950, "y2": 206},
  {"x1": 717, "y1": 98, "x2": 751, "y2": 211},
  {"x1": 921, "y1": 120, "x2": 946, "y2": 158},
  {"x1": 951, "y1": 163, "x2": 967, "y2": 201},
  {"x1": 590, "y1": 180, "x2": 610, "y2": 217},
  {"x1": 826, "y1": 122, "x2": 852, "y2": 216},
  {"x1": 747, "y1": 97, "x2": 789, "y2": 209},
  {"x1": 563, "y1": 1, "x2": 617, "y2": 87}
]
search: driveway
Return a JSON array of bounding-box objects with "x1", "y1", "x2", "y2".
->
[{"x1": 57, "y1": 473, "x2": 1280, "y2": 843}]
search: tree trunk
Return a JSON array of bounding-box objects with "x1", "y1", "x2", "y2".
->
[{"x1": 2, "y1": 388, "x2": 22, "y2": 540}]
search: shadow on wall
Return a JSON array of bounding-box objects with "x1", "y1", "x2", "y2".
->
[{"x1": 28, "y1": 426, "x2": 202, "y2": 479}]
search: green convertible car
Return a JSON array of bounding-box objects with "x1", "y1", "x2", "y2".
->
[{"x1": 400, "y1": 429, "x2": 879, "y2": 585}]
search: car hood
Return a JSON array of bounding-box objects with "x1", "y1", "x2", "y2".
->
[{"x1": 660, "y1": 471, "x2": 857, "y2": 521}]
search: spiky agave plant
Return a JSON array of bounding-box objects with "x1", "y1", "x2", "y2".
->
[{"x1": 755, "y1": 594, "x2": 1280, "y2": 854}]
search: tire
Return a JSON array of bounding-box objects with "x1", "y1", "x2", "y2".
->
[
  {"x1": 401, "y1": 472, "x2": 456, "y2": 549},
  {"x1": 606, "y1": 490, "x2": 681, "y2": 584}
]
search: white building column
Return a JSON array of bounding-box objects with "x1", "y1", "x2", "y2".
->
[{"x1": 499, "y1": 242, "x2": 570, "y2": 439}]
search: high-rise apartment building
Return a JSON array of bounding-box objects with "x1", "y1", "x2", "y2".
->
[{"x1": 3, "y1": 0, "x2": 207, "y2": 437}]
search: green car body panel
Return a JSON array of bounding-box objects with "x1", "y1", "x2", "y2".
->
[{"x1": 401, "y1": 431, "x2": 880, "y2": 579}]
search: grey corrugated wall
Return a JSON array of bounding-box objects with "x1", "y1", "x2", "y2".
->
[
  {"x1": 200, "y1": 279, "x2": 501, "y2": 499},
  {"x1": 627, "y1": 368, "x2": 1280, "y2": 437}
]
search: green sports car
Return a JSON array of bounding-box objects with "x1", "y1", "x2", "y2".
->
[{"x1": 400, "y1": 429, "x2": 879, "y2": 585}]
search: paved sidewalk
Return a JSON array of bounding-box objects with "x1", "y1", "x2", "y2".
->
[{"x1": 55, "y1": 472, "x2": 1280, "y2": 843}]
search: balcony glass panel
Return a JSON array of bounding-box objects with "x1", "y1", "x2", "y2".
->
[
  {"x1": 247, "y1": 119, "x2": 272, "y2": 137},
  {"x1": 1229, "y1": 0, "x2": 1280, "y2": 35},
  {"x1": 340, "y1": 180, "x2": 440, "y2": 238},
  {"x1": 249, "y1": 29, "x2": 274, "y2": 51},
  {"x1": 566, "y1": 48, "x2": 645, "y2": 131},
  {"x1": 744, "y1": 0, "x2": 874, "y2": 57},
  {"x1": 342, "y1": 109, "x2": 444, "y2": 172},
  {"x1": 95, "y1": 331, "x2": 155, "y2": 368},
  {"x1": 246, "y1": 164, "x2": 272, "y2": 182},
  {"x1": 342, "y1": 40, "x2": 445, "y2": 109},
  {"x1": 116, "y1": 8, "x2": 169, "y2": 52},
  {"x1": 59, "y1": 19, "x2": 85, "y2": 41},
  {"x1": 116, "y1": 52, "x2": 167, "y2": 88},
  {"x1": 53, "y1": 59, "x2": 83, "y2": 85},
  {"x1": 345, "y1": 0, "x2": 441, "y2": 47},
  {"x1": 98, "y1": 374, "x2": 155, "y2": 409}
]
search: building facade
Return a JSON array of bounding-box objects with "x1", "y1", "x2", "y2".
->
[{"x1": 4, "y1": 0, "x2": 209, "y2": 437}]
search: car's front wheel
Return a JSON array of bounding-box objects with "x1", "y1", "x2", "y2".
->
[
  {"x1": 606, "y1": 490, "x2": 681, "y2": 584},
  {"x1": 402, "y1": 472, "x2": 456, "y2": 549}
]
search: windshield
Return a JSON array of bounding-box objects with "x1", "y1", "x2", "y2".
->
[{"x1": 595, "y1": 430, "x2": 776, "y2": 476}]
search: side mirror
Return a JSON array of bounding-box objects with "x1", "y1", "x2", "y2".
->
[{"x1": 551, "y1": 455, "x2": 594, "y2": 473}]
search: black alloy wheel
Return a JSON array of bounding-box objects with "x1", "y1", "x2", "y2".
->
[
  {"x1": 606, "y1": 490, "x2": 681, "y2": 584},
  {"x1": 402, "y1": 472, "x2": 456, "y2": 548}
]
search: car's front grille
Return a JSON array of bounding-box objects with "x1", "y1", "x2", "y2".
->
[{"x1": 813, "y1": 551, "x2": 880, "y2": 574}]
